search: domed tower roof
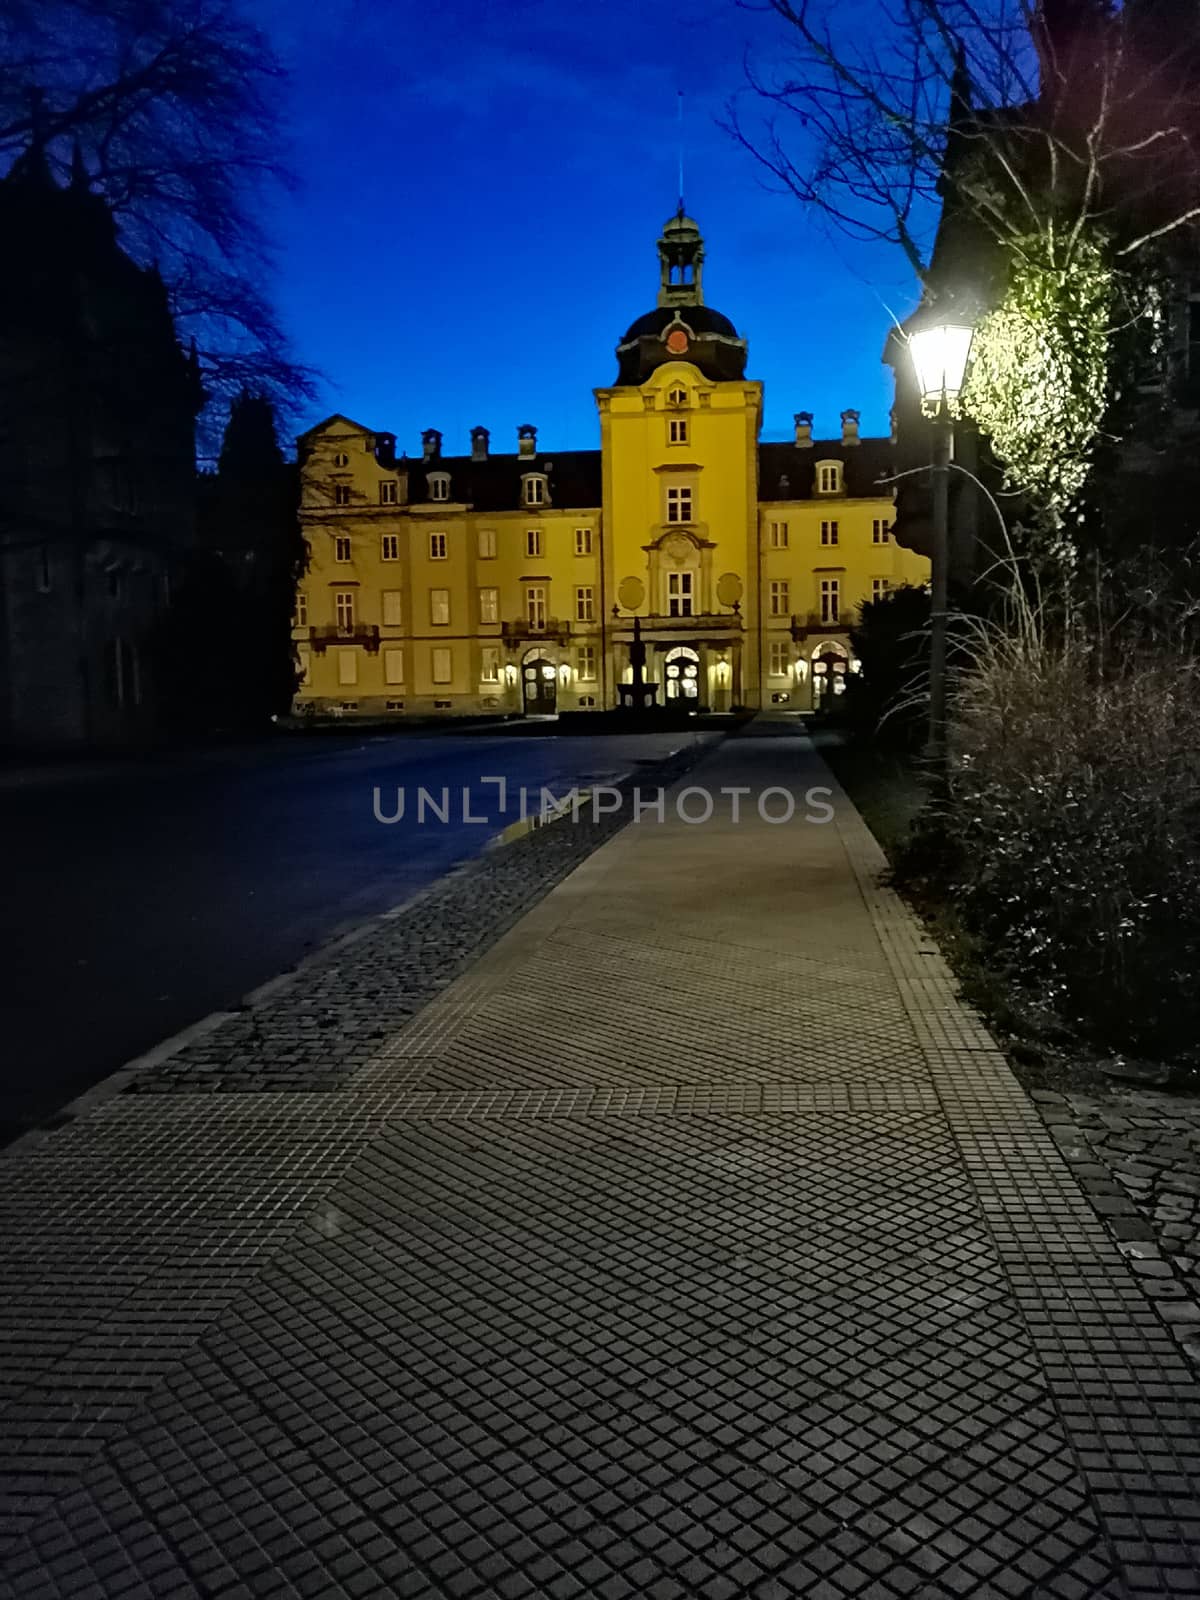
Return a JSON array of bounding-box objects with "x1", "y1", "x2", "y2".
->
[{"x1": 614, "y1": 205, "x2": 747, "y2": 385}]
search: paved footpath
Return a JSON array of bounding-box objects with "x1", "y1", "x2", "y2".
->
[{"x1": 3, "y1": 722, "x2": 1200, "y2": 1599}]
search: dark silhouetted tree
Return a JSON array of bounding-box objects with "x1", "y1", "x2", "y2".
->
[{"x1": 0, "y1": 0, "x2": 314, "y2": 427}]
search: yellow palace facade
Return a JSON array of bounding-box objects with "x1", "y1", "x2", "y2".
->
[{"x1": 293, "y1": 211, "x2": 929, "y2": 717}]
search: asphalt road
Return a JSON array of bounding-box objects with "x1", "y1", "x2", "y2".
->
[{"x1": 0, "y1": 728, "x2": 707, "y2": 1140}]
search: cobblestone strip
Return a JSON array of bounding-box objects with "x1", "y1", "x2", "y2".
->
[
  {"x1": 833, "y1": 748, "x2": 1200, "y2": 1597},
  {"x1": 1033, "y1": 1088, "x2": 1200, "y2": 1355}
]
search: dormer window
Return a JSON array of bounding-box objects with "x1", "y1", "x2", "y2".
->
[
  {"x1": 667, "y1": 387, "x2": 688, "y2": 406},
  {"x1": 428, "y1": 472, "x2": 450, "y2": 502},
  {"x1": 816, "y1": 460, "x2": 843, "y2": 495},
  {"x1": 522, "y1": 473, "x2": 548, "y2": 507}
]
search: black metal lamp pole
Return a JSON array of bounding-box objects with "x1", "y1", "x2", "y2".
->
[{"x1": 928, "y1": 397, "x2": 952, "y2": 777}]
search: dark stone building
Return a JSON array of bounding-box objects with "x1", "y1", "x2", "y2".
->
[{"x1": 0, "y1": 145, "x2": 202, "y2": 749}]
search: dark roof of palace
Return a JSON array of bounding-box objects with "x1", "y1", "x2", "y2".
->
[
  {"x1": 382, "y1": 437, "x2": 892, "y2": 508},
  {"x1": 757, "y1": 438, "x2": 894, "y2": 500},
  {"x1": 396, "y1": 449, "x2": 604, "y2": 512}
]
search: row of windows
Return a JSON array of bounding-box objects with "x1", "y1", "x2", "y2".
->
[
  {"x1": 308, "y1": 644, "x2": 602, "y2": 689},
  {"x1": 321, "y1": 511, "x2": 891, "y2": 567},
  {"x1": 328, "y1": 527, "x2": 595, "y2": 564},
  {"x1": 765, "y1": 576, "x2": 893, "y2": 622},
  {"x1": 307, "y1": 585, "x2": 600, "y2": 630},
  {"x1": 304, "y1": 575, "x2": 894, "y2": 634},
  {"x1": 330, "y1": 473, "x2": 549, "y2": 508},
  {"x1": 767, "y1": 519, "x2": 891, "y2": 548}
]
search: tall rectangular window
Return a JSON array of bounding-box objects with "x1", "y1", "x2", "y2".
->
[
  {"x1": 577, "y1": 645, "x2": 597, "y2": 680},
  {"x1": 430, "y1": 588, "x2": 450, "y2": 626},
  {"x1": 820, "y1": 520, "x2": 839, "y2": 546},
  {"x1": 769, "y1": 521, "x2": 788, "y2": 549},
  {"x1": 667, "y1": 572, "x2": 693, "y2": 617},
  {"x1": 297, "y1": 646, "x2": 311, "y2": 685},
  {"x1": 769, "y1": 580, "x2": 790, "y2": 617},
  {"x1": 575, "y1": 586, "x2": 595, "y2": 622},
  {"x1": 381, "y1": 533, "x2": 399, "y2": 560},
  {"x1": 335, "y1": 590, "x2": 355, "y2": 631},
  {"x1": 478, "y1": 528, "x2": 497, "y2": 559},
  {"x1": 574, "y1": 527, "x2": 592, "y2": 556},
  {"x1": 334, "y1": 484, "x2": 351, "y2": 506},
  {"x1": 337, "y1": 649, "x2": 358, "y2": 685},
  {"x1": 335, "y1": 536, "x2": 352, "y2": 562},
  {"x1": 666, "y1": 486, "x2": 693, "y2": 523},
  {"x1": 384, "y1": 648, "x2": 404, "y2": 685},
  {"x1": 821, "y1": 578, "x2": 841, "y2": 623},
  {"x1": 379, "y1": 481, "x2": 398, "y2": 505},
  {"x1": 525, "y1": 527, "x2": 542, "y2": 558},
  {"x1": 769, "y1": 641, "x2": 789, "y2": 676},
  {"x1": 872, "y1": 519, "x2": 892, "y2": 544},
  {"x1": 526, "y1": 586, "x2": 547, "y2": 629},
  {"x1": 668, "y1": 418, "x2": 688, "y2": 444},
  {"x1": 429, "y1": 531, "x2": 447, "y2": 560},
  {"x1": 382, "y1": 589, "x2": 403, "y2": 626},
  {"x1": 295, "y1": 592, "x2": 308, "y2": 627},
  {"x1": 871, "y1": 578, "x2": 891, "y2": 601},
  {"x1": 480, "y1": 646, "x2": 501, "y2": 683},
  {"x1": 432, "y1": 646, "x2": 452, "y2": 684},
  {"x1": 478, "y1": 586, "x2": 499, "y2": 624}
]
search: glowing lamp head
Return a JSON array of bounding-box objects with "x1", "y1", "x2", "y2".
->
[{"x1": 909, "y1": 322, "x2": 974, "y2": 408}]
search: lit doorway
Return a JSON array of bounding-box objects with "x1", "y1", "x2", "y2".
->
[
  {"x1": 664, "y1": 646, "x2": 700, "y2": 702},
  {"x1": 522, "y1": 653, "x2": 557, "y2": 715}
]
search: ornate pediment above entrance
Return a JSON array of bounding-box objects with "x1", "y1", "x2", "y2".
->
[{"x1": 644, "y1": 526, "x2": 715, "y2": 552}]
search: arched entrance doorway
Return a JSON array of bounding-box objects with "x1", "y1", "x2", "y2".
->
[
  {"x1": 521, "y1": 652, "x2": 558, "y2": 715},
  {"x1": 664, "y1": 646, "x2": 700, "y2": 703},
  {"x1": 811, "y1": 640, "x2": 849, "y2": 709}
]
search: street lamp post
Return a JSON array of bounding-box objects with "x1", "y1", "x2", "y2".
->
[{"x1": 907, "y1": 320, "x2": 974, "y2": 776}]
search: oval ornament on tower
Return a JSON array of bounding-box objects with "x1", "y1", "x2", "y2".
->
[
  {"x1": 716, "y1": 572, "x2": 743, "y2": 608},
  {"x1": 617, "y1": 576, "x2": 645, "y2": 611},
  {"x1": 665, "y1": 328, "x2": 689, "y2": 355}
]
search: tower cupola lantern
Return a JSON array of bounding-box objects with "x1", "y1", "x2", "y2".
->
[{"x1": 657, "y1": 206, "x2": 705, "y2": 309}]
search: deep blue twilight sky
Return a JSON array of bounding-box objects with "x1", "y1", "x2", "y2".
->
[{"x1": 261, "y1": 0, "x2": 925, "y2": 454}]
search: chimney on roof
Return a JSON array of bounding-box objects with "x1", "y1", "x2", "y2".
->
[
  {"x1": 517, "y1": 423, "x2": 537, "y2": 458},
  {"x1": 794, "y1": 411, "x2": 813, "y2": 448},
  {"x1": 841, "y1": 409, "x2": 861, "y2": 447},
  {"x1": 421, "y1": 428, "x2": 442, "y2": 461},
  {"x1": 470, "y1": 425, "x2": 489, "y2": 462}
]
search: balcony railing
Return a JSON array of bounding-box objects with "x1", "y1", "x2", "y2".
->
[
  {"x1": 310, "y1": 623, "x2": 381, "y2": 652},
  {"x1": 790, "y1": 610, "x2": 843, "y2": 637},
  {"x1": 501, "y1": 617, "x2": 572, "y2": 644}
]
